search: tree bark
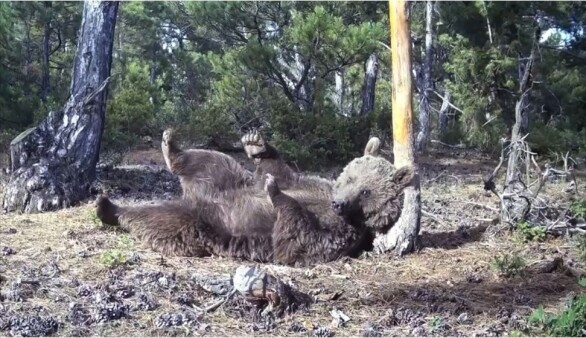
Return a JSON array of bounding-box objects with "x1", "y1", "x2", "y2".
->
[
  {"x1": 438, "y1": 89, "x2": 450, "y2": 135},
  {"x1": 334, "y1": 70, "x2": 347, "y2": 116},
  {"x1": 3, "y1": 1, "x2": 119, "y2": 214},
  {"x1": 373, "y1": 0, "x2": 421, "y2": 256},
  {"x1": 359, "y1": 52, "x2": 380, "y2": 117},
  {"x1": 41, "y1": 1, "x2": 52, "y2": 103},
  {"x1": 23, "y1": 17, "x2": 32, "y2": 101},
  {"x1": 415, "y1": 0, "x2": 434, "y2": 153}
]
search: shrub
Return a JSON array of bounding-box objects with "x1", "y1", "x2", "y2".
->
[
  {"x1": 270, "y1": 109, "x2": 372, "y2": 170},
  {"x1": 99, "y1": 249, "x2": 128, "y2": 269},
  {"x1": 492, "y1": 253, "x2": 526, "y2": 278},
  {"x1": 516, "y1": 221, "x2": 547, "y2": 242},
  {"x1": 528, "y1": 290, "x2": 586, "y2": 337},
  {"x1": 569, "y1": 200, "x2": 586, "y2": 220}
]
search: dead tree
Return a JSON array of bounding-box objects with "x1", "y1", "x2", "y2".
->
[
  {"x1": 359, "y1": 52, "x2": 380, "y2": 116},
  {"x1": 483, "y1": 25, "x2": 539, "y2": 226},
  {"x1": 3, "y1": 1, "x2": 119, "y2": 213},
  {"x1": 415, "y1": 0, "x2": 435, "y2": 153},
  {"x1": 373, "y1": 0, "x2": 421, "y2": 255},
  {"x1": 483, "y1": 25, "x2": 582, "y2": 235}
]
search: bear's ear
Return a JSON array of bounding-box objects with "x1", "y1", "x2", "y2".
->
[
  {"x1": 364, "y1": 137, "x2": 381, "y2": 156},
  {"x1": 392, "y1": 165, "x2": 415, "y2": 189}
]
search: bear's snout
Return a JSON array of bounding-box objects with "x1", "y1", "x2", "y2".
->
[{"x1": 331, "y1": 200, "x2": 348, "y2": 215}]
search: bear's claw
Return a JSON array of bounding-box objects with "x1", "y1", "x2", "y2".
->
[{"x1": 242, "y1": 129, "x2": 266, "y2": 158}]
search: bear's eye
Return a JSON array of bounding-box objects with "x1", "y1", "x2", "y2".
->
[{"x1": 361, "y1": 189, "x2": 371, "y2": 197}]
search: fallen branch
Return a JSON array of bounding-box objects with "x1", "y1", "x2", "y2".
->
[
  {"x1": 453, "y1": 200, "x2": 499, "y2": 212},
  {"x1": 432, "y1": 90, "x2": 466, "y2": 115},
  {"x1": 421, "y1": 209, "x2": 447, "y2": 226},
  {"x1": 193, "y1": 289, "x2": 237, "y2": 314},
  {"x1": 430, "y1": 139, "x2": 466, "y2": 149}
]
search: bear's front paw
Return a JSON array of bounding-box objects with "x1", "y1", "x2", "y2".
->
[
  {"x1": 264, "y1": 173, "x2": 279, "y2": 198},
  {"x1": 162, "y1": 128, "x2": 175, "y2": 146},
  {"x1": 241, "y1": 129, "x2": 266, "y2": 158}
]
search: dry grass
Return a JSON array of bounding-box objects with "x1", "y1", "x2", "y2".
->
[{"x1": 0, "y1": 147, "x2": 585, "y2": 336}]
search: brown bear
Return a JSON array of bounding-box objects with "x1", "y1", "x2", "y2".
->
[
  {"x1": 97, "y1": 135, "x2": 415, "y2": 266},
  {"x1": 162, "y1": 128, "x2": 332, "y2": 200}
]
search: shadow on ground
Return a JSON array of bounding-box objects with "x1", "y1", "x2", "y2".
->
[
  {"x1": 355, "y1": 267, "x2": 582, "y2": 336},
  {"x1": 419, "y1": 223, "x2": 492, "y2": 250}
]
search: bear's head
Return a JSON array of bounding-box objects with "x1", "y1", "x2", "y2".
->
[{"x1": 331, "y1": 137, "x2": 415, "y2": 233}]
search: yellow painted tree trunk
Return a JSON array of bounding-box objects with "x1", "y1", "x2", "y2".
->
[{"x1": 373, "y1": 0, "x2": 421, "y2": 255}]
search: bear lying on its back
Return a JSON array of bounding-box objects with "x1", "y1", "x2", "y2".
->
[{"x1": 97, "y1": 132, "x2": 415, "y2": 266}]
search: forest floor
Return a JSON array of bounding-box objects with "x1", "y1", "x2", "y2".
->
[{"x1": 0, "y1": 144, "x2": 585, "y2": 337}]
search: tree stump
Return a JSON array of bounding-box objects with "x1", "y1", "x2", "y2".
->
[{"x1": 2, "y1": 1, "x2": 119, "y2": 213}]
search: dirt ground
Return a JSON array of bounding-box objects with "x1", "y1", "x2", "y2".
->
[{"x1": 0, "y1": 144, "x2": 585, "y2": 337}]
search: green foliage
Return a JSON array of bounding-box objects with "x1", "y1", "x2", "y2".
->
[
  {"x1": 270, "y1": 110, "x2": 372, "y2": 170},
  {"x1": 492, "y1": 253, "x2": 526, "y2": 277},
  {"x1": 440, "y1": 32, "x2": 512, "y2": 152},
  {"x1": 516, "y1": 221, "x2": 547, "y2": 242},
  {"x1": 118, "y1": 235, "x2": 135, "y2": 249},
  {"x1": 87, "y1": 209, "x2": 100, "y2": 226},
  {"x1": 527, "y1": 123, "x2": 586, "y2": 159},
  {"x1": 0, "y1": 128, "x2": 19, "y2": 154},
  {"x1": 569, "y1": 200, "x2": 586, "y2": 220},
  {"x1": 103, "y1": 59, "x2": 159, "y2": 153},
  {"x1": 99, "y1": 236, "x2": 134, "y2": 269},
  {"x1": 429, "y1": 316, "x2": 444, "y2": 334},
  {"x1": 529, "y1": 294, "x2": 586, "y2": 337},
  {"x1": 2, "y1": 0, "x2": 586, "y2": 170},
  {"x1": 99, "y1": 249, "x2": 128, "y2": 269}
]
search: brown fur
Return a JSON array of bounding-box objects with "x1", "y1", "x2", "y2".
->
[
  {"x1": 266, "y1": 174, "x2": 370, "y2": 267},
  {"x1": 96, "y1": 136, "x2": 415, "y2": 267},
  {"x1": 161, "y1": 128, "x2": 254, "y2": 199}
]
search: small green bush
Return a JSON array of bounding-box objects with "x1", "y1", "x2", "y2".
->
[
  {"x1": 529, "y1": 292, "x2": 586, "y2": 337},
  {"x1": 492, "y1": 253, "x2": 526, "y2": 278},
  {"x1": 528, "y1": 122, "x2": 586, "y2": 160},
  {"x1": 569, "y1": 200, "x2": 586, "y2": 220},
  {"x1": 99, "y1": 249, "x2": 128, "y2": 269},
  {"x1": 99, "y1": 236, "x2": 135, "y2": 269},
  {"x1": 516, "y1": 221, "x2": 547, "y2": 242}
]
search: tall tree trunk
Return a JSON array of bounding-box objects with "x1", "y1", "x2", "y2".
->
[
  {"x1": 360, "y1": 52, "x2": 380, "y2": 116},
  {"x1": 41, "y1": 1, "x2": 52, "y2": 103},
  {"x1": 373, "y1": 0, "x2": 421, "y2": 256},
  {"x1": 480, "y1": 0, "x2": 493, "y2": 45},
  {"x1": 415, "y1": 0, "x2": 434, "y2": 153},
  {"x1": 3, "y1": 1, "x2": 119, "y2": 214},
  {"x1": 334, "y1": 70, "x2": 346, "y2": 116},
  {"x1": 23, "y1": 19, "x2": 32, "y2": 100}
]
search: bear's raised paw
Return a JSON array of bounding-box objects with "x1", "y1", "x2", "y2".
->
[{"x1": 241, "y1": 129, "x2": 266, "y2": 158}]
